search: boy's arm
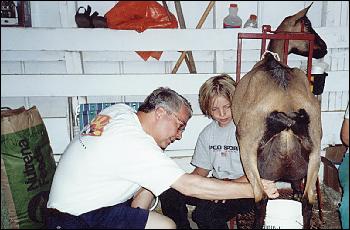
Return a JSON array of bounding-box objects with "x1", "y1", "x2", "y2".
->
[{"x1": 191, "y1": 167, "x2": 210, "y2": 177}]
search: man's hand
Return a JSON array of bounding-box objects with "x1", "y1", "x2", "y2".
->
[{"x1": 261, "y1": 179, "x2": 279, "y2": 199}]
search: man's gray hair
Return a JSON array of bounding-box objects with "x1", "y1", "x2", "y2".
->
[{"x1": 138, "y1": 87, "x2": 192, "y2": 117}]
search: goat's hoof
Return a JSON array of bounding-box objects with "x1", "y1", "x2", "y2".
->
[{"x1": 292, "y1": 192, "x2": 303, "y2": 201}]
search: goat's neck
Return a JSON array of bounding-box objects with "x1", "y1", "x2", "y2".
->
[{"x1": 267, "y1": 40, "x2": 287, "y2": 63}]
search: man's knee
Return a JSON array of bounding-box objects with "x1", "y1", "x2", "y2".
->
[
  {"x1": 146, "y1": 212, "x2": 176, "y2": 229},
  {"x1": 167, "y1": 218, "x2": 177, "y2": 229}
]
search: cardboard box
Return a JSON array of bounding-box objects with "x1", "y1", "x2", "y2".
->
[
  {"x1": 322, "y1": 156, "x2": 342, "y2": 192},
  {"x1": 324, "y1": 144, "x2": 347, "y2": 164},
  {"x1": 321, "y1": 144, "x2": 347, "y2": 192}
]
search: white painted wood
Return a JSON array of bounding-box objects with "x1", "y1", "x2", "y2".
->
[
  {"x1": 30, "y1": 1, "x2": 61, "y2": 28},
  {"x1": 0, "y1": 61, "x2": 22, "y2": 74},
  {"x1": 0, "y1": 97, "x2": 27, "y2": 109},
  {"x1": 43, "y1": 117, "x2": 70, "y2": 154},
  {"x1": 261, "y1": 2, "x2": 305, "y2": 29},
  {"x1": 0, "y1": 28, "x2": 237, "y2": 51},
  {"x1": 340, "y1": 1, "x2": 349, "y2": 26},
  {"x1": 123, "y1": 62, "x2": 165, "y2": 74},
  {"x1": 321, "y1": 111, "x2": 345, "y2": 148},
  {"x1": 176, "y1": 1, "x2": 215, "y2": 29},
  {"x1": 1, "y1": 51, "x2": 65, "y2": 61},
  {"x1": 3, "y1": 48, "x2": 325, "y2": 63},
  {"x1": 1, "y1": 74, "x2": 214, "y2": 97},
  {"x1": 64, "y1": 51, "x2": 83, "y2": 73},
  {"x1": 29, "y1": 1, "x2": 42, "y2": 28},
  {"x1": 23, "y1": 61, "x2": 67, "y2": 74},
  {"x1": 214, "y1": 51, "x2": 224, "y2": 73},
  {"x1": 2, "y1": 27, "x2": 348, "y2": 51},
  {"x1": 182, "y1": 94, "x2": 202, "y2": 115},
  {"x1": 306, "y1": 1, "x2": 323, "y2": 28},
  {"x1": 325, "y1": 1, "x2": 343, "y2": 27},
  {"x1": 84, "y1": 61, "x2": 121, "y2": 74},
  {"x1": 321, "y1": 91, "x2": 349, "y2": 111},
  {"x1": 2, "y1": 71, "x2": 348, "y2": 96},
  {"x1": 28, "y1": 97, "x2": 68, "y2": 117},
  {"x1": 83, "y1": 51, "x2": 215, "y2": 62},
  {"x1": 323, "y1": 71, "x2": 349, "y2": 91},
  {"x1": 58, "y1": 1, "x2": 77, "y2": 28}
]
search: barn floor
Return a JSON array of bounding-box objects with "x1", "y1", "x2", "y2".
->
[
  {"x1": 156, "y1": 183, "x2": 343, "y2": 229},
  {"x1": 234, "y1": 185, "x2": 341, "y2": 229},
  {"x1": 231, "y1": 184, "x2": 342, "y2": 229},
  {"x1": 313, "y1": 184, "x2": 342, "y2": 229}
]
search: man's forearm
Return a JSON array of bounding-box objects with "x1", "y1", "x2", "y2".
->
[{"x1": 173, "y1": 174, "x2": 254, "y2": 200}]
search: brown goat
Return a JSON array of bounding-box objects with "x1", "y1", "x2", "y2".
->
[{"x1": 232, "y1": 4, "x2": 327, "y2": 229}]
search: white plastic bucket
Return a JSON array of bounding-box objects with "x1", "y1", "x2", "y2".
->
[{"x1": 263, "y1": 199, "x2": 303, "y2": 229}]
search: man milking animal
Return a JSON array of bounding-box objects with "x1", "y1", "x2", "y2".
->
[{"x1": 232, "y1": 3, "x2": 327, "y2": 229}]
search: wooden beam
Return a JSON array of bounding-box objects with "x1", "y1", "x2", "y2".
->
[
  {"x1": 172, "y1": 1, "x2": 215, "y2": 74},
  {"x1": 174, "y1": 1, "x2": 197, "y2": 73},
  {"x1": 1, "y1": 74, "x2": 214, "y2": 97}
]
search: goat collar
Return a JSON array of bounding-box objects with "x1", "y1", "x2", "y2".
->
[{"x1": 261, "y1": 51, "x2": 281, "y2": 61}]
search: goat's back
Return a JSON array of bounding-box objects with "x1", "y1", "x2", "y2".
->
[{"x1": 232, "y1": 54, "x2": 320, "y2": 126}]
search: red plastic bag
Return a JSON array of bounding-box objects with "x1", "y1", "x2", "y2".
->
[{"x1": 105, "y1": 1, "x2": 178, "y2": 61}]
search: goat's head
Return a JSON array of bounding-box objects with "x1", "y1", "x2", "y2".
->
[{"x1": 268, "y1": 3, "x2": 328, "y2": 60}]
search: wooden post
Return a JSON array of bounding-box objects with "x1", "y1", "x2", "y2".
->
[
  {"x1": 171, "y1": 1, "x2": 215, "y2": 74},
  {"x1": 174, "y1": 1, "x2": 197, "y2": 73},
  {"x1": 162, "y1": 1, "x2": 173, "y2": 21}
]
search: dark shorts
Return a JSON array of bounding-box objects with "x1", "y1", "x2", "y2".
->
[{"x1": 46, "y1": 199, "x2": 149, "y2": 229}]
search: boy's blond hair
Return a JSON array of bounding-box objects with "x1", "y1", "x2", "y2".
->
[{"x1": 198, "y1": 74, "x2": 236, "y2": 118}]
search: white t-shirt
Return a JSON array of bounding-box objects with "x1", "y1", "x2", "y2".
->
[
  {"x1": 191, "y1": 120, "x2": 244, "y2": 179},
  {"x1": 47, "y1": 104, "x2": 185, "y2": 216}
]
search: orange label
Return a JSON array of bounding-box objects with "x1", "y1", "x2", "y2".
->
[{"x1": 82, "y1": 114, "x2": 111, "y2": 136}]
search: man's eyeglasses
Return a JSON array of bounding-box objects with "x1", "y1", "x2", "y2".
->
[{"x1": 170, "y1": 112, "x2": 186, "y2": 132}]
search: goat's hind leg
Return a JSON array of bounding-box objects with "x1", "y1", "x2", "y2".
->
[
  {"x1": 253, "y1": 197, "x2": 268, "y2": 229},
  {"x1": 237, "y1": 122, "x2": 267, "y2": 229},
  {"x1": 291, "y1": 179, "x2": 304, "y2": 201},
  {"x1": 302, "y1": 196, "x2": 313, "y2": 229}
]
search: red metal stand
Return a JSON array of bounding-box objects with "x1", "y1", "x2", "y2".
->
[{"x1": 235, "y1": 25, "x2": 315, "y2": 83}]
